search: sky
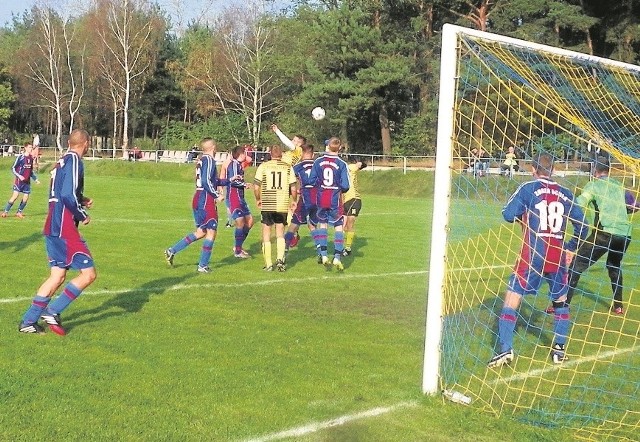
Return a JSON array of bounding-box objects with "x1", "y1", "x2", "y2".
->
[{"x1": 0, "y1": 0, "x2": 293, "y2": 29}]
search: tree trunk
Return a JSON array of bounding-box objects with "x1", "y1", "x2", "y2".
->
[{"x1": 379, "y1": 103, "x2": 391, "y2": 158}]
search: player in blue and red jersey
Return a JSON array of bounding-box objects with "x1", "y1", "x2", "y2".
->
[
  {"x1": 308, "y1": 137, "x2": 350, "y2": 270},
  {"x1": 2, "y1": 143, "x2": 40, "y2": 219},
  {"x1": 488, "y1": 153, "x2": 588, "y2": 368},
  {"x1": 165, "y1": 138, "x2": 231, "y2": 273},
  {"x1": 284, "y1": 144, "x2": 319, "y2": 256},
  {"x1": 18, "y1": 130, "x2": 96, "y2": 336},
  {"x1": 225, "y1": 145, "x2": 254, "y2": 258}
]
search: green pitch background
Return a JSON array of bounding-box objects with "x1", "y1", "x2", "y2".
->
[{"x1": 0, "y1": 159, "x2": 582, "y2": 441}]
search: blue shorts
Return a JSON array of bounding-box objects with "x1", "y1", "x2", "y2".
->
[
  {"x1": 291, "y1": 201, "x2": 318, "y2": 226},
  {"x1": 46, "y1": 236, "x2": 94, "y2": 270},
  {"x1": 316, "y1": 206, "x2": 344, "y2": 227},
  {"x1": 194, "y1": 208, "x2": 218, "y2": 231},
  {"x1": 507, "y1": 268, "x2": 568, "y2": 300},
  {"x1": 13, "y1": 182, "x2": 31, "y2": 194},
  {"x1": 230, "y1": 200, "x2": 251, "y2": 220}
]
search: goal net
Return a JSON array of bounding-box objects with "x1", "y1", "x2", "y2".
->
[{"x1": 423, "y1": 24, "x2": 640, "y2": 441}]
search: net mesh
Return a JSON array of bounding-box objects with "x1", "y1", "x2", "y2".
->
[{"x1": 440, "y1": 30, "x2": 640, "y2": 441}]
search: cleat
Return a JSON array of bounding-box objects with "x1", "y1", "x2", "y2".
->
[
  {"x1": 551, "y1": 343, "x2": 568, "y2": 364},
  {"x1": 263, "y1": 265, "x2": 274, "y2": 272},
  {"x1": 487, "y1": 349, "x2": 514, "y2": 368},
  {"x1": 276, "y1": 259, "x2": 286, "y2": 272},
  {"x1": 18, "y1": 322, "x2": 45, "y2": 334},
  {"x1": 333, "y1": 257, "x2": 344, "y2": 271},
  {"x1": 234, "y1": 249, "x2": 251, "y2": 259},
  {"x1": 290, "y1": 233, "x2": 300, "y2": 248},
  {"x1": 545, "y1": 305, "x2": 555, "y2": 314},
  {"x1": 40, "y1": 312, "x2": 66, "y2": 336},
  {"x1": 164, "y1": 249, "x2": 175, "y2": 266},
  {"x1": 225, "y1": 221, "x2": 232, "y2": 228},
  {"x1": 342, "y1": 248, "x2": 352, "y2": 257},
  {"x1": 15, "y1": 212, "x2": 25, "y2": 219},
  {"x1": 0, "y1": 211, "x2": 7, "y2": 218},
  {"x1": 612, "y1": 306, "x2": 624, "y2": 315},
  {"x1": 197, "y1": 265, "x2": 211, "y2": 273},
  {"x1": 321, "y1": 255, "x2": 330, "y2": 266}
]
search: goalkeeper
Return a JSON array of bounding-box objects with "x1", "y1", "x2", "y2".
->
[
  {"x1": 547, "y1": 156, "x2": 639, "y2": 315},
  {"x1": 488, "y1": 153, "x2": 588, "y2": 368}
]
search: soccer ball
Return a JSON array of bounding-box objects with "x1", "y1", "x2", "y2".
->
[{"x1": 311, "y1": 107, "x2": 326, "y2": 121}]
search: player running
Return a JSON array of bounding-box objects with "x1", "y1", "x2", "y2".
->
[{"x1": 2, "y1": 143, "x2": 40, "y2": 219}]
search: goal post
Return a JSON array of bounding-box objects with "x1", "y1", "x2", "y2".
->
[{"x1": 424, "y1": 23, "x2": 640, "y2": 441}]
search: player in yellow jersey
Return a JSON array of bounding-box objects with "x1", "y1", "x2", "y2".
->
[
  {"x1": 342, "y1": 158, "x2": 366, "y2": 256},
  {"x1": 270, "y1": 123, "x2": 305, "y2": 166},
  {"x1": 253, "y1": 145, "x2": 298, "y2": 272}
]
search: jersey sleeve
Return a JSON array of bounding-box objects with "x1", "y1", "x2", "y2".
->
[
  {"x1": 60, "y1": 156, "x2": 88, "y2": 222},
  {"x1": 274, "y1": 128, "x2": 295, "y2": 150},
  {"x1": 228, "y1": 161, "x2": 245, "y2": 188},
  {"x1": 201, "y1": 156, "x2": 220, "y2": 197},
  {"x1": 12, "y1": 156, "x2": 24, "y2": 180},
  {"x1": 502, "y1": 185, "x2": 527, "y2": 223},
  {"x1": 564, "y1": 201, "x2": 589, "y2": 252}
]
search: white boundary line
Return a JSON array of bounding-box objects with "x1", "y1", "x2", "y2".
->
[
  {"x1": 247, "y1": 344, "x2": 639, "y2": 442},
  {"x1": 244, "y1": 401, "x2": 419, "y2": 442}
]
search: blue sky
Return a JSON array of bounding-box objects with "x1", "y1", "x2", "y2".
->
[{"x1": 0, "y1": 0, "x2": 292, "y2": 28}]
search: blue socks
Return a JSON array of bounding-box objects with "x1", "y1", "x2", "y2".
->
[
  {"x1": 553, "y1": 304, "x2": 571, "y2": 346},
  {"x1": 498, "y1": 307, "x2": 518, "y2": 353},
  {"x1": 334, "y1": 231, "x2": 344, "y2": 257},
  {"x1": 17, "y1": 201, "x2": 27, "y2": 212},
  {"x1": 48, "y1": 283, "x2": 82, "y2": 315},
  {"x1": 21, "y1": 296, "x2": 51, "y2": 325},
  {"x1": 199, "y1": 239, "x2": 214, "y2": 267},
  {"x1": 170, "y1": 233, "x2": 198, "y2": 254}
]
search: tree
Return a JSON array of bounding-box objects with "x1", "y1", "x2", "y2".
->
[
  {"x1": 0, "y1": 67, "x2": 15, "y2": 135},
  {"x1": 93, "y1": 0, "x2": 165, "y2": 150}
]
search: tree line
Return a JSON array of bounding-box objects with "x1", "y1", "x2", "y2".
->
[{"x1": 0, "y1": 0, "x2": 638, "y2": 156}]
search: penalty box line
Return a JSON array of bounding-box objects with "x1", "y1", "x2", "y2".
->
[
  {"x1": 244, "y1": 401, "x2": 419, "y2": 442},
  {"x1": 0, "y1": 270, "x2": 429, "y2": 305}
]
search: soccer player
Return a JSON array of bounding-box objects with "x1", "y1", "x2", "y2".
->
[
  {"x1": 284, "y1": 144, "x2": 319, "y2": 255},
  {"x1": 18, "y1": 129, "x2": 96, "y2": 336},
  {"x1": 253, "y1": 145, "x2": 298, "y2": 272},
  {"x1": 487, "y1": 153, "x2": 588, "y2": 368},
  {"x1": 225, "y1": 145, "x2": 254, "y2": 258},
  {"x1": 270, "y1": 123, "x2": 305, "y2": 166},
  {"x1": 218, "y1": 150, "x2": 234, "y2": 228},
  {"x1": 547, "y1": 156, "x2": 639, "y2": 315},
  {"x1": 2, "y1": 143, "x2": 40, "y2": 219},
  {"x1": 308, "y1": 137, "x2": 350, "y2": 270},
  {"x1": 165, "y1": 138, "x2": 230, "y2": 273},
  {"x1": 342, "y1": 158, "x2": 367, "y2": 256}
]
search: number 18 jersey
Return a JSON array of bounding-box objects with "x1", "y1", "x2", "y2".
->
[{"x1": 502, "y1": 177, "x2": 587, "y2": 274}]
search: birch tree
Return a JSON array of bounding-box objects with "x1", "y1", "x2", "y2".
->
[{"x1": 94, "y1": 0, "x2": 164, "y2": 150}]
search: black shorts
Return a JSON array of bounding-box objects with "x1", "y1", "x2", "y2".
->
[
  {"x1": 261, "y1": 211, "x2": 288, "y2": 226},
  {"x1": 343, "y1": 198, "x2": 362, "y2": 217}
]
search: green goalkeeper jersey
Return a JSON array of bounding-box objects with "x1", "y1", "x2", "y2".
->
[{"x1": 577, "y1": 176, "x2": 631, "y2": 237}]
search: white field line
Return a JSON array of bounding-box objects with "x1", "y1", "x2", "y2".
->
[
  {"x1": 0, "y1": 265, "x2": 510, "y2": 305},
  {"x1": 244, "y1": 401, "x2": 419, "y2": 442},
  {"x1": 490, "y1": 344, "x2": 640, "y2": 384},
  {"x1": 247, "y1": 345, "x2": 640, "y2": 442}
]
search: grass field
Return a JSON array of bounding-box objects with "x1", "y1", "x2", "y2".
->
[{"x1": 0, "y1": 158, "x2": 582, "y2": 441}]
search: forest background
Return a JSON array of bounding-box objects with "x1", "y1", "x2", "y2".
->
[{"x1": 0, "y1": 0, "x2": 638, "y2": 157}]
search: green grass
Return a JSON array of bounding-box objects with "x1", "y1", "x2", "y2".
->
[{"x1": 0, "y1": 159, "x2": 578, "y2": 441}]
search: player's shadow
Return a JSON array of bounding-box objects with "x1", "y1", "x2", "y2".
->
[
  {"x1": 64, "y1": 274, "x2": 196, "y2": 332},
  {"x1": 0, "y1": 232, "x2": 41, "y2": 253}
]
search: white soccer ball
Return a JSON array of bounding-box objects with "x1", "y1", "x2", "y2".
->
[{"x1": 311, "y1": 106, "x2": 326, "y2": 121}]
